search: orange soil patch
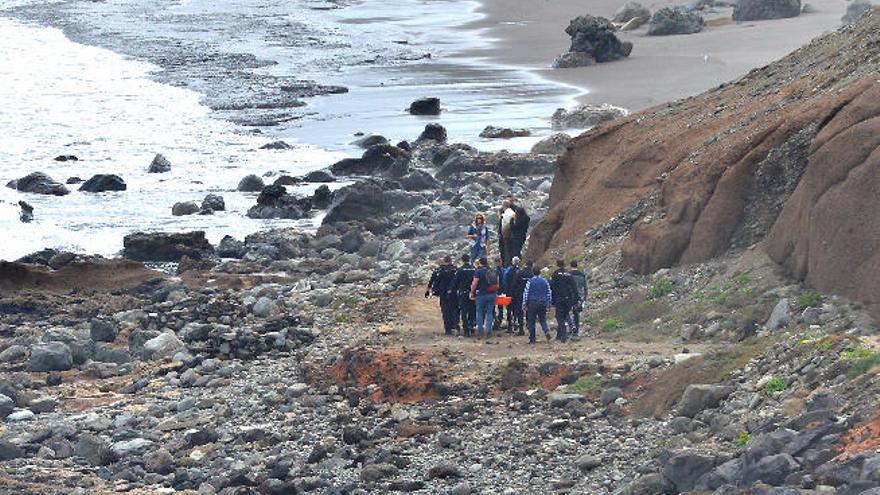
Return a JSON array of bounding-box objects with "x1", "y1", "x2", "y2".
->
[
  {"x1": 321, "y1": 347, "x2": 450, "y2": 403},
  {"x1": 838, "y1": 412, "x2": 880, "y2": 458}
]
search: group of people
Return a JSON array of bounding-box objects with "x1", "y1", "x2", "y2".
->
[{"x1": 426, "y1": 197, "x2": 589, "y2": 344}]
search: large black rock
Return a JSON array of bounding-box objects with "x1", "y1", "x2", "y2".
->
[
  {"x1": 79, "y1": 174, "x2": 127, "y2": 193},
  {"x1": 648, "y1": 7, "x2": 704, "y2": 36},
  {"x1": 553, "y1": 15, "x2": 633, "y2": 68},
  {"x1": 330, "y1": 144, "x2": 411, "y2": 178},
  {"x1": 122, "y1": 231, "x2": 213, "y2": 262},
  {"x1": 246, "y1": 185, "x2": 311, "y2": 219},
  {"x1": 733, "y1": 0, "x2": 801, "y2": 21},
  {"x1": 408, "y1": 97, "x2": 441, "y2": 115},
  {"x1": 323, "y1": 181, "x2": 387, "y2": 224},
  {"x1": 7, "y1": 172, "x2": 69, "y2": 196}
]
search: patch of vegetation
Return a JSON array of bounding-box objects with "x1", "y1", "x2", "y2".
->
[
  {"x1": 764, "y1": 377, "x2": 787, "y2": 393},
  {"x1": 569, "y1": 375, "x2": 603, "y2": 394},
  {"x1": 842, "y1": 345, "x2": 875, "y2": 361},
  {"x1": 736, "y1": 431, "x2": 753, "y2": 448},
  {"x1": 817, "y1": 339, "x2": 835, "y2": 353},
  {"x1": 846, "y1": 352, "x2": 880, "y2": 379},
  {"x1": 592, "y1": 290, "x2": 607, "y2": 300},
  {"x1": 334, "y1": 313, "x2": 351, "y2": 323},
  {"x1": 602, "y1": 318, "x2": 624, "y2": 331},
  {"x1": 794, "y1": 292, "x2": 823, "y2": 311},
  {"x1": 647, "y1": 278, "x2": 674, "y2": 300},
  {"x1": 735, "y1": 275, "x2": 754, "y2": 295}
]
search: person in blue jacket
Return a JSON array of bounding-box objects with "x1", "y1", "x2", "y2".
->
[{"x1": 522, "y1": 267, "x2": 552, "y2": 344}]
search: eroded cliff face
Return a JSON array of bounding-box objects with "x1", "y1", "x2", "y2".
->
[{"x1": 529, "y1": 9, "x2": 880, "y2": 312}]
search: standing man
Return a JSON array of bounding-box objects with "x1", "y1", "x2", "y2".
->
[
  {"x1": 511, "y1": 259, "x2": 533, "y2": 336},
  {"x1": 425, "y1": 256, "x2": 459, "y2": 335},
  {"x1": 509, "y1": 206, "x2": 530, "y2": 260},
  {"x1": 470, "y1": 257, "x2": 498, "y2": 338},
  {"x1": 453, "y1": 254, "x2": 476, "y2": 337},
  {"x1": 550, "y1": 259, "x2": 578, "y2": 342},
  {"x1": 522, "y1": 266, "x2": 552, "y2": 344},
  {"x1": 568, "y1": 260, "x2": 588, "y2": 338}
]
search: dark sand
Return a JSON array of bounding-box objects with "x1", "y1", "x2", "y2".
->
[{"x1": 467, "y1": 0, "x2": 850, "y2": 110}]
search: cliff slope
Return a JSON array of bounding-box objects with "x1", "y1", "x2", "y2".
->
[{"x1": 530, "y1": 9, "x2": 880, "y2": 313}]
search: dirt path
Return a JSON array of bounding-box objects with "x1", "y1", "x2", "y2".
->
[{"x1": 386, "y1": 287, "x2": 710, "y2": 370}]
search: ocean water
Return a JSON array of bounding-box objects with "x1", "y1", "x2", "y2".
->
[{"x1": 0, "y1": 0, "x2": 579, "y2": 261}]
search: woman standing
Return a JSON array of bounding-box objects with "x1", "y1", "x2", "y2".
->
[{"x1": 467, "y1": 213, "x2": 490, "y2": 263}]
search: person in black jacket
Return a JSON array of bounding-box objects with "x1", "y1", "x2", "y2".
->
[
  {"x1": 550, "y1": 259, "x2": 578, "y2": 342},
  {"x1": 568, "y1": 260, "x2": 588, "y2": 338},
  {"x1": 509, "y1": 206, "x2": 530, "y2": 259},
  {"x1": 511, "y1": 259, "x2": 532, "y2": 336},
  {"x1": 452, "y1": 254, "x2": 476, "y2": 337},
  {"x1": 426, "y1": 255, "x2": 459, "y2": 335}
]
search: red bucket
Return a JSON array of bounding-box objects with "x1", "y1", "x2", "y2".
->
[{"x1": 496, "y1": 295, "x2": 512, "y2": 307}]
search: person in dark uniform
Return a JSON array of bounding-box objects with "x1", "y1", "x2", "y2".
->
[
  {"x1": 425, "y1": 255, "x2": 458, "y2": 335},
  {"x1": 550, "y1": 259, "x2": 579, "y2": 342},
  {"x1": 452, "y1": 254, "x2": 476, "y2": 337},
  {"x1": 511, "y1": 259, "x2": 532, "y2": 336}
]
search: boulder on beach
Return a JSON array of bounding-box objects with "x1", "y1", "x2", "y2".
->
[
  {"x1": 66, "y1": 177, "x2": 83, "y2": 184},
  {"x1": 172, "y1": 201, "x2": 200, "y2": 216},
  {"x1": 330, "y1": 144, "x2": 411, "y2": 178},
  {"x1": 553, "y1": 15, "x2": 633, "y2": 68},
  {"x1": 216, "y1": 235, "x2": 246, "y2": 258},
  {"x1": 259, "y1": 140, "x2": 292, "y2": 150},
  {"x1": 148, "y1": 153, "x2": 171, "y2": 173},
  {"x1": 200, "y1": 193, "x2": 226, "y2": 213},
  {"x1": 79, "y1": 174, "x2": 127, "y2": 193},
  {"x1": 408, "y1": 97, "x2": 441, "y2": 115},
  {"x1": 648, "y1": 7, "x2": 704, "y2": 36},
  {"x1": 400, "y1": 170, "x2": 440, "y2": 191},
  {"x1": 552, "y1": 103, "x2": 628, "y2": 129},
  {"x1": 237, "y1": 174, "x2": 265, "y2": 192},
  {"x1": 7, "y1": 172, "x2": 69, "y2": 196},
  {"x1": 418, "y1": 123, "x2": 448, "y2": 143},
  {"x1": 353, "y1": 135, "x2": 389, "y2": 148},
  {"x1": 733, "y1": 0, "x2": 801, "y2": 21},
  {"x1": 54, "y1": 154, "x2": 78, "y2": 162},
  {"x1": 303, "y1": 170, "x2": 335, "y2": 183},
  {"x1": 18, "y1": 201, "x2": 34, "y2": 223},
  {"x1": 312, "y1": 184, "x2": 332, "y2": 209},
  {"x1": 122, "y1": 231, "x2": 213, "y2": 262},
  {"x1": 323, "y1": 180, "x2": 386, "y2": 224},
  {"x1": 842, "y1": 0, "x2": 873, "y2": 24},
  {"x1": 29, "y1": 342, "x2": 74, "y2": 372},
  {"x1": 531, "y1": 133, "x2": 573, "y2": 155},
  {"x1": 613, "y1": 2, "x2": 651, "y2": 24},
  {"x1": 479, "y1": 126, "x2": 532, "y2": 139},
  {"x1": 246, "y1": 184, "x2": 311, "y2": 219}
]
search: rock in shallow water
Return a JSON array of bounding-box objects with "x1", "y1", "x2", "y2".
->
[
  {"x1": 553, "y1": 15, "x2": 633, "y2": 68},
  {"x1": 8, "y1": 172, "x2": 69, "y2": 196},
  {"x1": 148, "y1": 153, "x2": 171, "y2": 173},
  {"x1": 172, "y1": 201, "x2": 200, "y2": 216},
  {"x1": 122, "y1": 231, "x2": 213, "y2": 262},
  {"x1": 79, "y1": 174, "x2": 127, "y2": 192},
  {"x1": 408, "y1": 97, "x2": 441, "y2": 115},
  {"x1": 734, "y1": 0, "x2": 801, "y2": 21},
  {"x1": 237, "y1": 174, "x2": 265, "y2": 192}
]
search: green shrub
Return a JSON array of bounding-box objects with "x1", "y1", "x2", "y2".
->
[
  {"x1": 334, "y1": 313, "x2": 351, "y2": 323},
  {"x1": 592, "y1": 290, "x2": 607, "y2": 300},
  {"x1": 817, "y1": 339, "x2": 835, "y2": 353},
  {"x1": 647, "y1": 279, "x2": 674, "y2": 300},
  {"x1": 764, "y1": 377, "x2": 787, "y2": 393},
  {"x1": 794, "y1": 292, "x2": 823, "y2": 311},
  {"x1": 736, "y1": 431, "x2": 753, "y2": 448},
  {"x1": 569, "y1": 375, "x2": 603, "y2": 394},
  {"x1": 846, "y1": 352, "x2": 880, "y2": 379},
  {"x1": 602, "y1": 318, "x2": 624, "y2": 331},
  {"x1": 842, "y1": 345, "x2": 875, "y2": 361}
]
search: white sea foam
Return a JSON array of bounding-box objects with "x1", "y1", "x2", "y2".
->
[{"x1": 0, "y1": 16, "x2": 344, "y2": 260}]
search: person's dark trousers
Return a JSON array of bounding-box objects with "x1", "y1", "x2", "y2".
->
[
  {"x1": 512, "y1": 306, "x2": 525, "y2": 334},
  {"x1": 458, "y1": 294, "x2": 475, "y2": 336},
  {"x1": 570, "y1": 305, "x2": 581, "y2": 337},
  {"x1": 526, "y1": 301, "x2": 550, "y2": 343},
  {"x1": 440, "y1": 293, "x2": 459, "y2": 335},
  {"x1": 554, "y1": 302, "x2": 571, "y2": 341}
]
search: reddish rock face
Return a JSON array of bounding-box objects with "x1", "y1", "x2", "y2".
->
[{"x1": 528, "y1": 11, "x2": 880, "y2": 315}]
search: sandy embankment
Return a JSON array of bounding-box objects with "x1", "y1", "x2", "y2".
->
[{"x1": 467, "y1": 0, "x2": 849, "y2": 110}]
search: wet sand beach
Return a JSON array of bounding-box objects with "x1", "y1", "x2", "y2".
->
[{"x1": 469, "y1": 0, "x2": 850, "y2": 110}]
